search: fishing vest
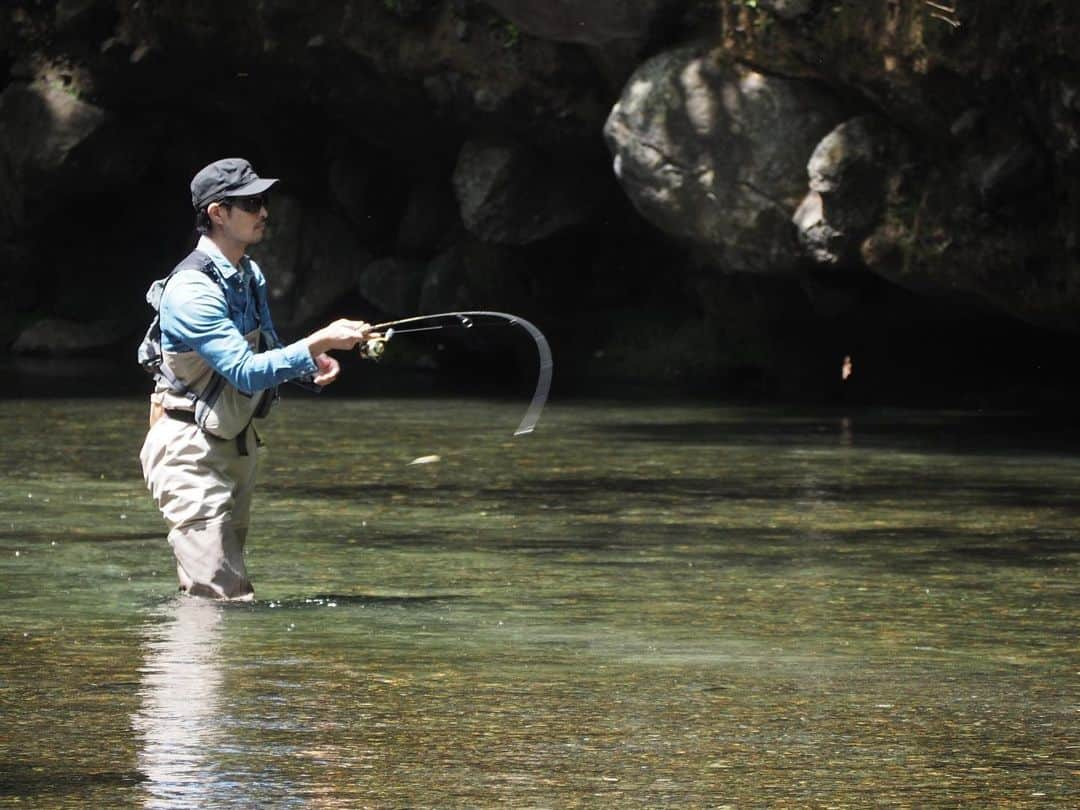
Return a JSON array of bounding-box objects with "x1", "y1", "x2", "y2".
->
[{"x1": 138, "y1": 250, "x2": 277, "y2": 440}]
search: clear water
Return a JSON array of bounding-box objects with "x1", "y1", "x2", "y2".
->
[{"x1": 1, "y1": 397, "x2": 1077, "y2": 807}]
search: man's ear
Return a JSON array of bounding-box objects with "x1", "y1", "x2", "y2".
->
[{"x1": 207, "y1": 202, "x2": 227, "y2": 227}]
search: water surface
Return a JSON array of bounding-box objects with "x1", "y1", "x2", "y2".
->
[{"x1": 1, "y1": 397, "x2": 1077, "y2": 807}]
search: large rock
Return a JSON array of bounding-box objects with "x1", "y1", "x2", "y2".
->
[
  {"x1": 794, "y1": 116, "x2": 906, "y2": 266},
  {"x1": 857, "y1": 162, "x2": 1080, "y2": 331},
  {"x1": 293, "y1": 211, "x2": 372, "y2": 328},
  {"x1": 12, "y1": 318, "x2": 127, "y2": 355},
  {"x1": 419, "y1": 246, "x2": 472, "y2": 314},
  {"x1": 0, "y1": 81, "x2": 105, "y2": 229},
  {"x1": 0, "y1": 79, "x2": 153, "y2": 230},
  {"x1": 256, "y1": 193, "x2": 305, "y2": 312},
  {"x1": 452, "y1": 139, "x2": 595, "y2": 244},
  {"x1": 604, "y1": 46, "x2": 846, "y2": 273},
  {"x1": 416, "y1": 238, "x2": 535, "y2": 314},
  {"x1": 335, "y1": 1, "x2": 609, "y2": 148},
  {"x1": 257, "y1": 199, "x2": 371, "y2": 330},
  {"x1": 355, "y1": 257, "x2": 425, "y2": 318}
]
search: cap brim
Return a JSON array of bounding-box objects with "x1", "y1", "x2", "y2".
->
[{"x1": 229, "y1": 177, "x2": 278, "y2": 197}]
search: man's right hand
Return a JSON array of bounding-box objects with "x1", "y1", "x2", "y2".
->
[{"x1": 306, "y1": 319, "x2": 379, "y2": 356}]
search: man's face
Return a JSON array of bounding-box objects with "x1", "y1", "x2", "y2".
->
[{"x1": 208, "y1": 193, "x2": 269, "y2": 245}]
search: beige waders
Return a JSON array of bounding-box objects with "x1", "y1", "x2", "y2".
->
[
  {"x1": 140, "y1": 326, "x2": 272, "y2": 600},
  {"x1": 140, "y1": 404, "x2": 261, "y2": 600}
]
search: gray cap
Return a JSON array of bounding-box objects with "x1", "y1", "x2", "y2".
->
[{"x1": 190, "y1": 157, "x2": 278, "y2": 209}]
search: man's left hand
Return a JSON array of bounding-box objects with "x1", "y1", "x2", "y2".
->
[{"x1": 312, "y1": 352, "x2": 340, "y2": 386}]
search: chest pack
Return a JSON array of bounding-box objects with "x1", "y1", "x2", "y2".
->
[
  {"x1": 138, "y1": 250, "x2": 264, "y2": 393},
  {"x1": 138, "y1": 250, "x2": 279, "y2": 438}
]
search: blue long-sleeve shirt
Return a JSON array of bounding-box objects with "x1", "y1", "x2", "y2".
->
[{"x1": 160, "y1": 236, "x2": 316, "y2": 394}]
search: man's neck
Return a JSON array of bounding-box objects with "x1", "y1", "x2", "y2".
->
[{"x1": 207, "y1": 234, "x2": 247, "y2": 269}]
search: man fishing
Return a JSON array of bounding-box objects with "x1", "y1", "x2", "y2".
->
[{"x1": 139, "y1": 157, "x2": 376, "y2": 601}]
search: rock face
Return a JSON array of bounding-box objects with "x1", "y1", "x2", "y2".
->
[
  {"x1": 604, "y1": 46, "x2": 846, "y2": 273},
  {"x1": 482, "y1": 0, "x2": 677, "y2": 45},
  {"x1": 452, "y1": 139, "x2": 595, "y2": 245},
  {"x1": 11, "y1": 318, "x2": 126, "y2": 355},
  {"x1": 3, "y1": 0, "x2": 1080, "y2": 398},
  {"x1": 794, "y1": 116, "x2": 906, "y2": 267},
  {"x1": 0, "y1": 81, "x2": 106, "y2": 233},
  {"x1": 759, "y1": 0, "x2": 815, "y2": 21},
  {"x1": 356, "y1": 257, "x2": 425, "y2": 319}
]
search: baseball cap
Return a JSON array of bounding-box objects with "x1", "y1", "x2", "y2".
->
[{"x1": 190, "y1": 158, "x2": 278, "y2": 210}]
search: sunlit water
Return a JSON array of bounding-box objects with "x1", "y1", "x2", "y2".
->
[{"x1": 1, "y1": 396, "x2": 1077, "y2": 807}]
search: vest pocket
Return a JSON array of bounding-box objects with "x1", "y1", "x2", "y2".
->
[{"x1": 194, "y1": 377, "x2": 261, "y2": 439}]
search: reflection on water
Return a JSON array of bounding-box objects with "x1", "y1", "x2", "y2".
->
[
  {"x1": 132, "y1": 599, "x2": 225, "y2": 808},
  {"x1": 0, "y1": 398, "x2": 1077, "y2": 807}
]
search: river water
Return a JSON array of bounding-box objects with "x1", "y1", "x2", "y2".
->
[{"x1": 0, "y1": 396, "x2": 1077, "y2": 807}]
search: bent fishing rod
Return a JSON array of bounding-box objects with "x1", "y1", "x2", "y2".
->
[{"x1": 356, "y1": 311, "x2": 553, "y2": 436}]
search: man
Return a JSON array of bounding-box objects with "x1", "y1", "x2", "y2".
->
[{"x1": 139, "y1": 157, "x2": 374, "y2": 601}]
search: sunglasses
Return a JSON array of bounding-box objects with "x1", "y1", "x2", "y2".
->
[{"x1": 223, "y1": 194, "x2": 268, "y2": 213}]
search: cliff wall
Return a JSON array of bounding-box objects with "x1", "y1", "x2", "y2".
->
[{"x1": 2, "y1": 1, "x2": 1077, "y2": 402}]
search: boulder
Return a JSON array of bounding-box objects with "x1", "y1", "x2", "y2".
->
[
  {"x1": 258, "y1": 201, "x2": 371, "y2": 330},
  {"x1": 415, "y1": 237, "x2": 538, "y2": 316},
  {"x1": 256, "y1": 193, "x2": 305, "y2": 311},
  {"x1": 356, "y1": 257, "x2": 426, "y2": 318},
  {"x1": 794, "y1": 115, "x2": 905, "y2": 266},
  {"x1": 0, "y1": 79, "x2": 153, "y2": 229},
  {"x1": 292, "y1": 210, "x2": 372, "y2": 328},
  {"x1": 604, "y1": 46, "x2": 846, "y2": 274},
  {"x1": 0, "y1": 81, "x2": 105, "y2": 228},
  {"x1": 419, "y1": 246, "x2": 472, "y2": 314},
  {"x1": 12, "y1": 318, "x2": 126, "y2": 355},
  {"x1": 452, "y1": 139, "x2": 595, "y2": 244}
]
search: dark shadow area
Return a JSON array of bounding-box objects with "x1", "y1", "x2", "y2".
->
[
  {"x1": 0, "y1": 768, "x2": 145, "y2": 799},
  {"x1": 261, "y1": 470, "x2": 1078, "y2": 514},
  {"x1": 591, "y1": 411, "x2": 1080, "y2": 456},
  {"x1": 0, "y1": 529, "x2": 161, "y2": 543},
  {"x1": 946, "y1": 537, "x2": 1078, "y2": 568}
]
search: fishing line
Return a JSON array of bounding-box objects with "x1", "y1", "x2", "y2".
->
[{"x1": 361, "y1": 311, "x2": 553, "y2": 436}]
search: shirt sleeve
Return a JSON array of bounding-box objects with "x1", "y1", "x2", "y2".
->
[{"x1": 160, "y1": 269, "x2": 317, "y2": 394}]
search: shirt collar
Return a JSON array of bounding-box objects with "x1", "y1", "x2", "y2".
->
[{"x1": 197, "y1": 235, "x2": 251, "y2": 281}]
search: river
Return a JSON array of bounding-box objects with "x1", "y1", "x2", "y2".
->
[{"x1": 1, "y1": 396, "x2": 1077, "y2": 807}]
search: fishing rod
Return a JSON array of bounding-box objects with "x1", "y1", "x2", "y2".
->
[{"x1": 357, "y1": 311, "x2": 552, "y2": 436}]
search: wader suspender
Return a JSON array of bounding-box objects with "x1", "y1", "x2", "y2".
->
[{"x1": 139, "y1": 250, "x2": 269, "y2": 455}]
